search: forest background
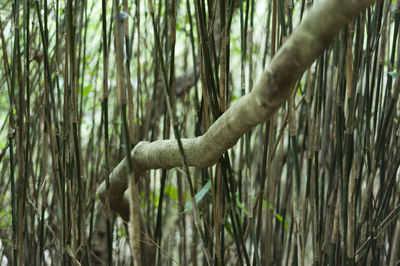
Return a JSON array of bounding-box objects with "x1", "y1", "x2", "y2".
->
[{"x1": 0, "y1": 0, "x2": 399, "y2": 265}]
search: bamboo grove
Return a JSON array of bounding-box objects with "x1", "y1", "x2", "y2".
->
[{"x1": 0, "y1": 0, "x2": 399, "y2": 265}]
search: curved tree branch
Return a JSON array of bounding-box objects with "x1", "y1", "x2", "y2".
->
[{"x1": 98, "y1": 0, "x2": 377, "y2": 219}]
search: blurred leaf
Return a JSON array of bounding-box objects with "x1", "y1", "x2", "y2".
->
[
  {"x1": 165, "y1": 184, "x2": 179, "y2": 201},
  {"x1": 297, "y1": 87, "x2": 302, "y2": 95},
  {"x1": 276, "y1": 213, "x2": 283, "y2": 223},
  {"x1": 224, "y1": 221, "x2": 234, "y2": 237},
  {"x1": 183, "y1": 180, "x2": 211, "y2": 213},
  {"x1": 82, "y1": 84, "x2": 93, "y2": 97},
  {"x1": 0, "y1": 238, "x2": 12, "y2": 246},
  {"x1": 236, "y1": 197, "x2": 248, "y2": 216},
  {"x1": 388, "y1": 71, "x2": 397, "y2": 79}
]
